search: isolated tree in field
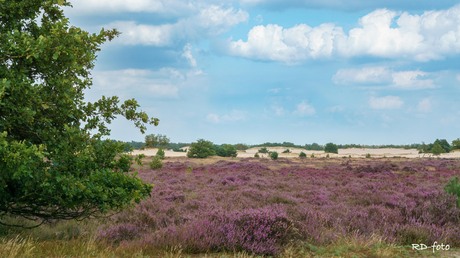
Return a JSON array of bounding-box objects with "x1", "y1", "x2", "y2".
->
[
  {"x1": 215, "y1": 144, "x2": 237, "y2": 157},
  {"x1": 270, "y1": 151, "x2": 279, "y2": 160},
  {"x1": 452, "y1": 138, "x2": 460, "y2": 150},
  {"x1": 145, "y1": 134, "x2": 170, "y2": 148},
  {"x1": 431, "y1": 142, "x2": 446, "y2": 156},
  {"x1": 187, "y1": 139, "x2": 216, "y2": 158},
  {"x1": 434, "y1": 139, "x2": 451, "y2": 153},
  {"x1": 0, "y1": 0, "x2": 158, "y2": 226},
  {"x1": 324, "y1": 143, "x2": 338, "y2": 154}
]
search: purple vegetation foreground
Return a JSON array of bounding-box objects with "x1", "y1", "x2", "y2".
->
[{"x1": 99, "y1": 158, "x2": 460, "y2": 255}]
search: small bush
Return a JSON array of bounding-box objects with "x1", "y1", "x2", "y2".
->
[
  {"x1": 215, "y1": 144, "x2": 237, "y2": 157},
  {"x1": 254, "y1": 153, "x2": 260, "y2": 158},
  {"x1": 445, "y1": 177, "x2": 460, "y2": 207},
  {"x1": 156, "y1": 148, "x2": 165, "y2": 159},
  {"x1": 299, "y1": 152, "x2": 307, "y2": 158},
  {"x1": 258, "y1": 147, "x2": 269, "y2": 154},
  {"x1": 150, "y1": 156, "x2": 163, "y2": 170},
  {"x1": 187, "y1": 139, "x2": 216, "y2": 158},
  {"x1": 310, "y1": 153, "x2": 315, "y2": 158},
  {"x1": 365, "y1": 153, "x2": 371, "y2": 158},
  {"x1": 270, "y1": 151, "x2": 278, "y2": 160},
  {"x1": 282, "y1": 149, "x2": 290, "y2": 153},
  {"x1": 324, "y1": 143, "x2": 338, "y2": 154}
]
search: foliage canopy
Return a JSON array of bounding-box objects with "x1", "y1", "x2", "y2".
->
[
  {"x1": 187, "y1": 139, "x2": 215, "y2": 159},
  {"x1": 324, "y1": 143, "x2": 338, "y2": 154},
  {"x1": 0, "y1": 0, "x2": 157, "y2": 226}
]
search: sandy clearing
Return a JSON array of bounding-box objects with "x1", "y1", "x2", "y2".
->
[{"x1": 129, "y1": 147, "x2": 460, "y2": 159}]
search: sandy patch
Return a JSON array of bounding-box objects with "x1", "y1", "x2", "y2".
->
[{"x1": 130, "y1": 147, "x2": 460, "y2": 159}]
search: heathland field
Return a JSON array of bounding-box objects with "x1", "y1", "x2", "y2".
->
[{"x1": 1, "y1": 156, "x2": 460, "y2": 257}]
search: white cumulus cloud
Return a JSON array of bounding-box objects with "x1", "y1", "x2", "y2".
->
[
  {"x1": 333, "y1": 67, "x2": 391, "y2": 85},
  {"x1": 369, "y1": 96, "x2": 404, "y2": 109},
  {"x1": 108, "y1": 5, "x2": 248, "y2": 46},
  {"x1": 391, "y1": 71, "x2": 435, "y2": 89},
  {"x1": 333, "y1": 67, "x2": 435, "y2": 90},
  {"x1": 228, "y1": 5, "x2": 460, "y2": 63}
]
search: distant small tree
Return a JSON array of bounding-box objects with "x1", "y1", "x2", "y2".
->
[
  {"x1": 324, "y1": 143, "x2": 338, "y2": 154},
  {"x1": 452, "y1": 138, "x2": 460, "y2": 150},
  {"x1": 187, "y1": 139, "x2": 216, "y2": 158},
  {"x1": 216, "y1": 144, "x2": 238, "y2": 157},
  {"x1": 149, "y1": 156, "x2": 163, "y2": 170},
  {"x1": 305, "y1": 143, "x2": 323, "y2": 151},
  {"x1": 432, "y1": 142, "x2": 446, "y2": 156},
  {"x1": 445, "y1": 177, "x2": 460, "y2": 207},
  {"x1": 156, "y1": 148, "x2": 165, "y2": 159},
  {"x1": 259, "y1": 147, "x2": 269, "y2": 154},
  {"x1": 299, "y1": 152, "x2": 307, "y2": 159},
  {"x1": 234, "y1": 143, "x2": 249, "y2": 150},
  {"x1": 145, "y1": 134, "x2": 170, "y2": 148},
  {"x1": 434, "y1": 139, "x2": 451, "y2": 153},
  {"x1": 270, "y1": 151, "x2": 279, "y2": 160}
]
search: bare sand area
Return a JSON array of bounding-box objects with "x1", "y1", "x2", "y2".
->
[{"x1": 131, "y1": 147, "x2": 460, "y2": 159}]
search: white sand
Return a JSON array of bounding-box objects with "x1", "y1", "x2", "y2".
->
[{"x1": 130, "y1": 147, "x2": 460, "y2": 159}]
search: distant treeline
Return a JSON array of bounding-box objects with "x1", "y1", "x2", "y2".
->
[
  {"x1": 124, "y1": 141, "x2": 427, "y2": 152},
  {"x1": 123, "y1": 133, "x2": 460, "y2": 157}
]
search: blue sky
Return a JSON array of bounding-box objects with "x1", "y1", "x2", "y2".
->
[{"x1": 65, "y1": 0, "x2": 460, "y2": 145}]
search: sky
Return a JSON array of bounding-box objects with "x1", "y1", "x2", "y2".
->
[{"x1": 64, "y1": 0, "x2": 460, "y2": 145}]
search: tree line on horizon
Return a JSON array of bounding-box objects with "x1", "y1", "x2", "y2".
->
[{"x1": 126, "y1": 134, "x2": 460, "y2": 156}]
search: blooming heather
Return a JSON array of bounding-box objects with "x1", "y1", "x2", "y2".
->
[{"x1": 99, "y1": 158, "x2": 460, "y2": 255}]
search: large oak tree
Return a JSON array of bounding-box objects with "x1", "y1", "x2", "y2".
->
[{"x1": 0, "y1": 0, "x2": 158, "y2": 226}]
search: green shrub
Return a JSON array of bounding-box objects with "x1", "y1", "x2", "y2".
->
[
  {"x1": 324, "y1": 143, "x2": 338, "y2": 154},
  {"x1": 445, "y1": 177, "x2": 460, "y2": 207},
  {"x1": 299, "y1": 152, "x2": 307, "y2": 158},
  {"x1": 258, "y1": 147, "x2": 269, "y2": 154},
  {"x1": 431, "y1": 142, "x2": 446, "y2": 156},
  {"x1": 254, "y1": 153, "x2": 260, "y2": 158},
  {"x1": 310, "y1": 153, "x2": 315, "y2": 158},
  {"x1": 270, "y1": 151, "x2": 278, "y2": 160},
  {"x1": 149, "y1": 156, "x2": 163, "y2": 170},
  {"x1": 282, "y1": 149, "x2": 290, "y2": 153},
  {"x1": 215, "y1": 144, "x2": 238, "y2": 157},
  {"x1": 187, "y1": 139, "x2": 216, "y2": 158},
  {"x1": 365, "y1": 153, "x2": 371, "y2": 158},
  {"x1": 156, "y1": 148, "x2": 165, "y2": 159}
]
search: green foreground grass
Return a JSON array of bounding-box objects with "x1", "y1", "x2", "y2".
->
[{"x1": 0, "y1": 220, "x2": 457, "y2": 258}]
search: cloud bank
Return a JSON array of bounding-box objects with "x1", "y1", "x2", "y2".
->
[{"x1": 228, "y1": 5, "x2": 460, "y2": 63}]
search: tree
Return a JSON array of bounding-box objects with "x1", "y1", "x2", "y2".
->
[
  {"x1": 299, "y1": 152, "x2": 307, "y2": 158},
  {"x1": 431, "y1": 142, "x2": 446, "y2": 156},
  {"x1": 0, "y1": 1, "x2": 158, "y2": 226},
  {"x1": 187, "y1": 139, "x2": 216, "y2": 158},
  {"x1": 258, "y1": 147, "x2": 269, "y2": 154},
  {"x1": 215, "y1": 144, "x2": 237, "y2": 157},
  {"x1": 270, "y1": 151, "x2": 279, "y2": 160},
  {"x1": 155, "y1": 148, "x2": 165, "y2": 159},
  {"x1": 324, "y1": 143, "x2": 338, "y2": 154},
  {"x1": 433, "y1": 139, "x2": 451, "y2": 153},
  {"x1": 145, "y1": 134, "x2": 170, "y2": 148},
  {"x1": 452, "y1": 138, "x2": 460, "y2": 150}
]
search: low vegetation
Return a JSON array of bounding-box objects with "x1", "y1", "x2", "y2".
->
[{"x1": 2, "y1": 158, "x2": 460, "y2": 257}]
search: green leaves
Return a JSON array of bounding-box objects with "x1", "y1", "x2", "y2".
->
[{"x1": 0, "y1": 0, "x2": 157, "y2": 226}]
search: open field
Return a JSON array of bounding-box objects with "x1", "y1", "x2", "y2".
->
[{"x1": 1, "y1": 156, "x2": 460, "y2": 257}]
